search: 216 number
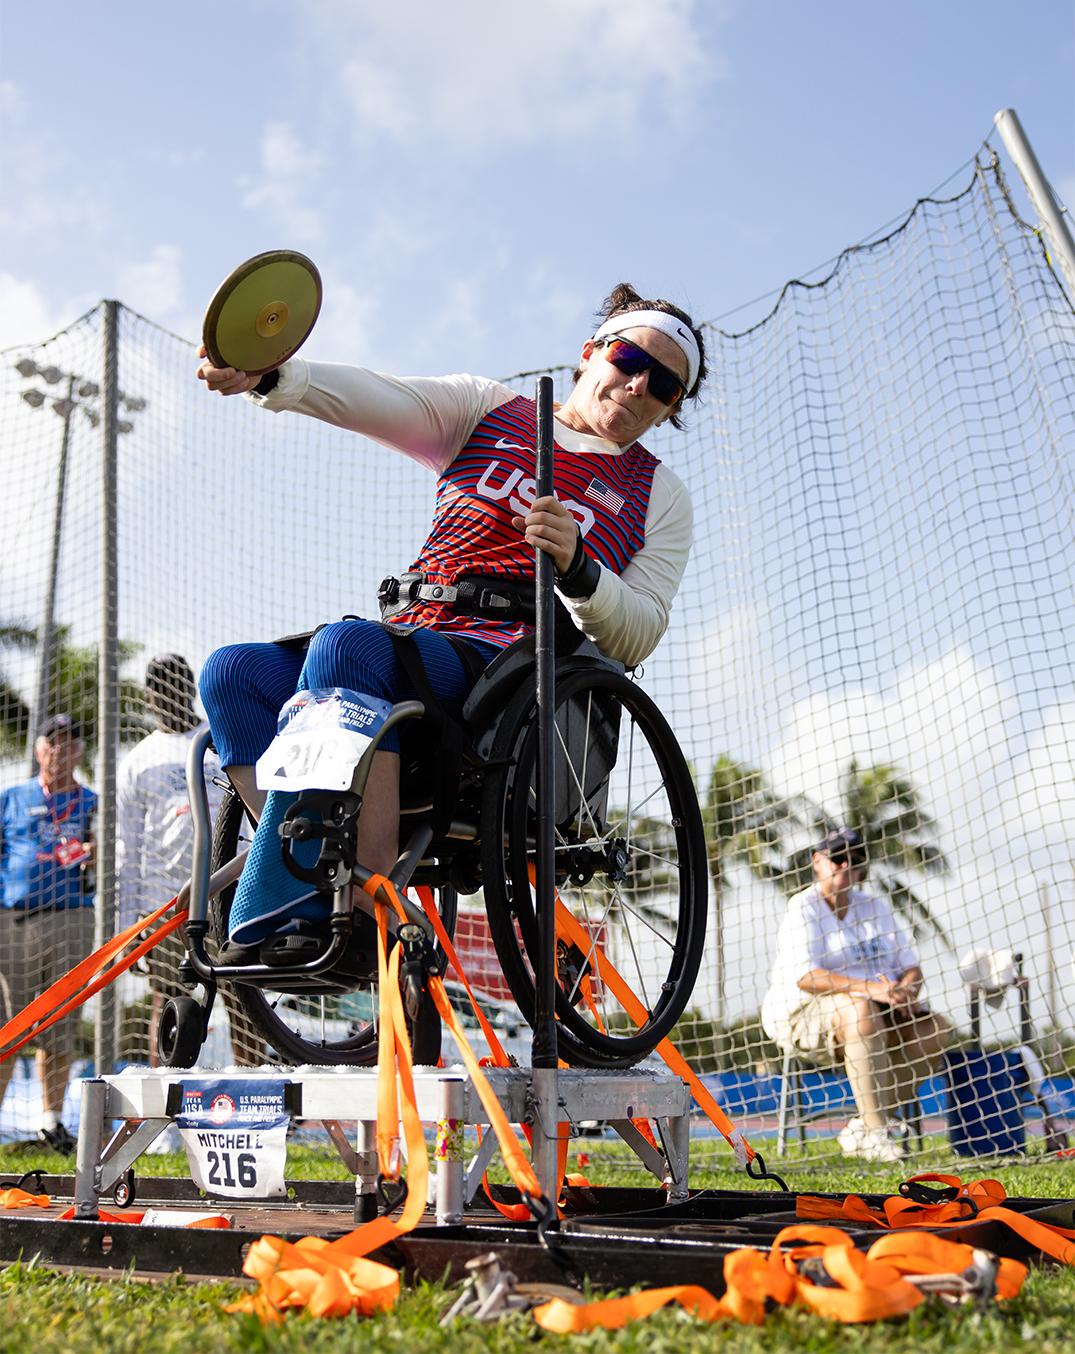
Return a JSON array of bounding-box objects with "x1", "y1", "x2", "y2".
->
[{"x1": 206, "y1": 1150, "x2": 257, "y2": 1189}]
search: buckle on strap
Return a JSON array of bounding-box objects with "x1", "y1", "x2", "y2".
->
[
  {"x1": 451, "y1": 578, "x2": 515, "y2": 612},
  {"x1": 378, "y1": 571, "x2": 527, "y2": 620},
  {"x1": 378, "y1": 571, "x2": 425, "y2": 619}
]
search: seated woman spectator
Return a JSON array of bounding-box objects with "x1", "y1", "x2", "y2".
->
[{"x1": 761, "y1": 828, "x2": 950, "y2": 1162}]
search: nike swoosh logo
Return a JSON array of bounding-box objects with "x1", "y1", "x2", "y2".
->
[{"x1": 494, "y1": 437, "x2": 531, "y2": 453}]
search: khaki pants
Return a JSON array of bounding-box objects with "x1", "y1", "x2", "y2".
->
[
  {"x1": 785, "y1": 994, "x2": 950, "y2": 1129},
  {"x1": 0, "y1": 906, "x2": 95, "y2": 1058}
]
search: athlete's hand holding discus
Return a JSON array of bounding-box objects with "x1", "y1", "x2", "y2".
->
[{"x1": 196, "y1": 344, "x2": 263, "y2": 396}]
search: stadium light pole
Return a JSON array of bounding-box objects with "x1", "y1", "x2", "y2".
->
[{"x1": 12, "y1": 356, "x2": 143, "y2": 772}]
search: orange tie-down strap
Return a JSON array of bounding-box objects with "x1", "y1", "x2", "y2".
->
[
  {"x1": 53, "y1": 1206, "x2": 231, "y2": 1228},
  {"x1": 414, "y1": 886, "x2": 579, "y2": 1222},
  {"x1": 0, "y1": 894, "x2": 187, "y2": 1064},
  {"x1": 798, "y1": 1173, "x2": 1075, "y2": 1267},
  {"x1": 532, "y1": 1224, "x2": 1027, "y2": 1332},
  {"x1": 551, "y1": 896, "x2": 755, "y2": 1166},
  {"x1": 0, "y1": 1187, "x2": 51, "y2": 1210},
  {"x1": 227, "y1": 875, "x2": 549, "y2": 1323}
]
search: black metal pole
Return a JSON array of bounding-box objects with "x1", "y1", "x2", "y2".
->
[
  {"x1": 530, "y1": 375, "x2": 559, "y2": 1196},
  {"x1": 27, "y1": 375, "x2": 75, "y2": 774},
  {"x1": 95, "y1": 300, "x2": 120, "y2": 1078}
]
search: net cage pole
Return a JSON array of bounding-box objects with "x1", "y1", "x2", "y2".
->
[
  {"x1": 26, "y1": 375, "x2": 75, "y2": 773},
  {"x1": 995, "y1": 107, "x2": 1075, "y2": 305},
  {"x1": 530, "y1": 373, "x2": 560, "y2": 1199},
  {"x1": 93, "y1": 299, "x2": 120, "y2": 1078}
]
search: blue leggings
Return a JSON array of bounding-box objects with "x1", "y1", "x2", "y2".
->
[
  {"x1": 200, "y1": 620, "x2": 498, "y2": 766},
  {"x1": 199, "y1": 619, "x2": 498, "y2": 943}
]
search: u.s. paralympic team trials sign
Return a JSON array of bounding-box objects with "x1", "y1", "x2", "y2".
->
[{"x1": 175, "y1": 1078, "x2": 292, "y2": 1198}]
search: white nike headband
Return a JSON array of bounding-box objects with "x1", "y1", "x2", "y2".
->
[{"x1": 592, "y1": 309, "x2": 700, "y2": 392}]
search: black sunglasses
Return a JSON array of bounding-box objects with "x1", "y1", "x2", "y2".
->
[
  {"x1": 824, "y1": 851, "x2": 867, "y2": 869},
  {"x1": 596, "y1": 337, "x2": 687, "y2": 407}
]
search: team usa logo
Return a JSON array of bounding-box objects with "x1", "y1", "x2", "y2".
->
[
  {"x1": 475, "y1": 460, "x2": 597, "y2": 534},
  {"x1": 208, "y1": 1093, "x2": 237, "y2": 1125}
]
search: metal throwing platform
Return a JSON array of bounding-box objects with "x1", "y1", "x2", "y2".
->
[
  {"x1": 3, "y1": 1176, "x2": 1071, "y2": 1289},
  {"x1": 73, "y1": 1065, "x2": 692, "y2": 1224}
]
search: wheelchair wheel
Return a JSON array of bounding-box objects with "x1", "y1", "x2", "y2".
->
[
  {"x1": 209, "y1": 789, "x2": 456, "y2": 1066},
  {"x1": 158, "y1": 996, "x2": 204, "y2": 1068},
  {"x1": 480, "y1": 667, "x2": 707, "y2": 1068}
]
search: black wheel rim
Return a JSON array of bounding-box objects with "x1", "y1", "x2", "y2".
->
[{"x1": 481, "y1": 669, "x2": 707, "y2": 1067}]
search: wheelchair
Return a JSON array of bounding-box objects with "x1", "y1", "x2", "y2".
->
[{"x1": 160, "y1": 632, "x2": 708, "y2": 1072}]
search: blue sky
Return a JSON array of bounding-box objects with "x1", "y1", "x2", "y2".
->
[{"x1": 0, "y1": 1, "x2": 1071, "y2": 365}]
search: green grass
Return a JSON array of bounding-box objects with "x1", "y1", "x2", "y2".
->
[{"x1": 0, "y1": 1142, "x2": 1073, "y2": 1353}]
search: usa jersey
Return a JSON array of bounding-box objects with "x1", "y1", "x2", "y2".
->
[
  {"x1": 1, "y1": 778, "x2": 97, "y2": 911},
  {"x1": 393, "y1": 395, "x2": 659, "y2": 647}
]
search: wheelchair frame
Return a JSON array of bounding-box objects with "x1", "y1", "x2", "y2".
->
[{"x1": 167, "y1": 632, "x2": 707, "y2": 1071}]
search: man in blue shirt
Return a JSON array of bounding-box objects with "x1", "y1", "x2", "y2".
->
[{"x1": 0, "y1": 714, "x2": 97, "y2": 1153}]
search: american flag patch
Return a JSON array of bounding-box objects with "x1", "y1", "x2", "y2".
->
[{"x1": 585, "y1": 478, "x2": 625, "y2": 513}]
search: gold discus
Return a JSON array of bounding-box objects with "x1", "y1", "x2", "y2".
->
[{"x1": 202, "y1": 250, "x2": 322, "y2": 374}]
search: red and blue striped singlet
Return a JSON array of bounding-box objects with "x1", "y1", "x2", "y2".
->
[{"x1": 392, "y1": 395, "x2": 660, "y2": 648}]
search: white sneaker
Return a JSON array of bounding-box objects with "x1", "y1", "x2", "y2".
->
[
  {"x1": 837, "y1": 1118, "x2": 904, "y2": 1163},
  {"x1": 888, "y1": 1120, "x2": 911, "y2": 1155}
]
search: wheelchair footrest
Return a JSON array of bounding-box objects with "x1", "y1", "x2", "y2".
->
[
  {"x1": 212, "y1": 941, "x2": 260, "y2": 968},
  {"x1": 250, "y1": 913, "x2": 381, "y2": 980},
  {"x1": 260, "y1": 933, "x2": 325, "y2": 967}
]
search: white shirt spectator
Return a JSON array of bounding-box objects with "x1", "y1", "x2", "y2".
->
[
  {"x1": 761, "y1": 885, "x2": 919, "y2": 1047},
  {"x1": 116, "y1": 726, "x2": 223, "y2": 931}
]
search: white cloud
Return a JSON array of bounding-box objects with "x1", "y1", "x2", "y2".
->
[
  {"x1": 117, "y1": 245, "x2": 184, "y2": 321},
  {"x1": 0, "y1": 176, "x2": 111, "y2": 238},
  {"x1": 765, "y1": 648, "x2": 1019, "y2": 839},
  {"x1": 239, "y1": 122, "x2": 330, "y2": 245},
  {"x1": 414, "y1": 276, "x2": 490, "y2": 365},
  {"x1": 302, "y1": 273, "x2": 381, "y2": 365},
  {"x1": 325, "y1": 0, "x2": 722, "y2": 154},
  {"x1": 670, "y1": 600, "x2": 794, "y2": 772},
  {"x1": 0, "y1": 272, "x2": 73, "y2": 347}
]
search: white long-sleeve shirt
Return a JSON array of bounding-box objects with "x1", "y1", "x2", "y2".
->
[
  {"x1": 116, "y1": 727, "x2": 223, "y2": 931},
  {"x1": 247, "y1": 361, "x2": 693, "y2": 665}
]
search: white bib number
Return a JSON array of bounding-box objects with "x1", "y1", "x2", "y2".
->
[
  {"x1": 174, "y1": 1077, "x2": 294, "y2": 1199},
  {"x1": 256, "y1": 687, "x2": 392, "y2": 792},
  {"x1": 179, "y1": 1122, "x2": 288, "y2": 1199}
]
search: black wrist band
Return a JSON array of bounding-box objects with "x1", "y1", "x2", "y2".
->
[
  {"x1": 555, "y1": 531, "x2": 601, "y2": 598},
  {"x1": 254, "y1": 368, "x2": 280, "y2": 396}
]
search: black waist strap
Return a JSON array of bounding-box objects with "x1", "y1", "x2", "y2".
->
[{"x1": 379, "y1": 571, "x2": 539, "y2": 624}]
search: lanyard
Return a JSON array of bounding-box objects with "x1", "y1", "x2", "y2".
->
[{"x1": 38, "y1": 779, "x2": 82, "y2": 833}]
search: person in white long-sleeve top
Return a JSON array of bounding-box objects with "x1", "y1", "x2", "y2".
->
[
  {"x1": 195, "y1": 281, "x2": 707, "y2": 944},
  {"x1": 117, "y1": 655, "x2": 259, "y2": 1064}
]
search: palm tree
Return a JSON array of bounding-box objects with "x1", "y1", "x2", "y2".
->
[
  {"x1": 701, "y1": 755, "x2": 804, "y2": 1062},
  {"x1": 0, "y1": 618, "x2": 147, "y2": 762},
  {"x1": 0, "y1": 622, "x2": 35, "y2": 755},
  {"x1": 44, "y1": 629, "x2": 148, "y2": 753},
  {"x1": 775, "y1": 759, "x2": 950, "y2": 944}
]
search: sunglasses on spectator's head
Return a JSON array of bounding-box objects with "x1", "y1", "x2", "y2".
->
[{"x1": 596, "y1": 337, "x2": 687, "y2": 407}]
